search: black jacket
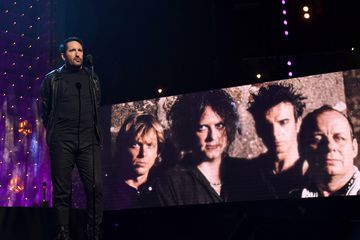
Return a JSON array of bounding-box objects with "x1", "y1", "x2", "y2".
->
[{"x1": 40, "y1": 65, "x2": 102, "y2": 146}]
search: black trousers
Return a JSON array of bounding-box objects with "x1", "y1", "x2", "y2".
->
[{"x1": 49, "y1": 133, "x2": 103, "y2": 228}]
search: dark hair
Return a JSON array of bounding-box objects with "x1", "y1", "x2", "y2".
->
[
  {"x1": 168, "y1": 89, "x2": 239, "y2": 154},
  {"x1": 299, "y1": 105, "x2": 355, "y2": 158},
  {"x1": 59, "y1": 36, "x2": 84, "y2": 54},
  {"x1": 248, "y1": 83, "x2": 306, "y2": 137}
]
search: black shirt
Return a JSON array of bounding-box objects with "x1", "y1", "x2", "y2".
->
[
  {"x1": 107, "y1": 178, "x2": 159, "y2": 210},
  {"x1": 156, "y1": 158, "x2": 238, "y2": 206},
  {"x1": 55, "y1": 68, "x2": 94, "y2": 139},
  {"x1": 233, "y1": 153, "x2": 307, "y2": 200}
]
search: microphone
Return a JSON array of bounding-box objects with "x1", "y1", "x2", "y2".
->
[
  {"x1": 42, "y1": 181, "x2": 47, "y2": 200},
  {"x1": 42, "y1": 181, "x2": 48, "y2": 207},
  {"x1": 76, "y1": 82, "x2": 82, "y2": 90},
  {"x1": 85, "y1": 54, "x2": 94, "y2": 66}
]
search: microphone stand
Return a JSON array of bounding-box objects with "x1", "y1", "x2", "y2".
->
[{"x1": 90, "y1": 63, "x2": 96, "y2": 240}]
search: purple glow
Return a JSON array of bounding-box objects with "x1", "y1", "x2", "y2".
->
[
  {"x1": 282, "y1": 0, "x2": 286, "y2": 5},
  {"x1": 287, "y1": 61, "x2": 292, "y2": 66},
  {"x1": 283, "y1": 20, "x2": 288, "y2": 25},
  {"x1": 0, "y1": 0, "x2": 52, "y2": 207},
  {"x1": 288, "y1": 71, "x2": 293, "y2": 77},
  {"x1": 285, "y1": 30, "x2": 289, "y2": 36},
  {"x1": 283, "y1": 10, "x2": 287, "y2": 15}
]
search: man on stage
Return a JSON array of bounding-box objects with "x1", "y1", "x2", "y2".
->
[{"x1": 40, "y1": 37, "x2": 102, "y2": 240}]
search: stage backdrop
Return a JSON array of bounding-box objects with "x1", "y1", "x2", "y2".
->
[{"x1": 100, "y1": 68, "x2": 360, "y2": 210}]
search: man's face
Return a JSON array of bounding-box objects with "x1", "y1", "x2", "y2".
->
[
  {"x1": 61, "y1": 40, "x2": 83, "y2": 67},
  {"x1": 308, "y1": 111, "x2": 358, "y2": 176},
  {"x1": 194, "y1": 106, "x2": 228, "y2": 162},
  {"x1": 263, "y1": 102, "x2": 301, "y2": 161},
  {"x1": 125, "y1": 129, "x2": 159, "y2": 177}
]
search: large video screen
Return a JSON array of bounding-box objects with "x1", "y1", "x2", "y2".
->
[{"x1": 104, "y1": 69, "x2": 360, "y2": 210}]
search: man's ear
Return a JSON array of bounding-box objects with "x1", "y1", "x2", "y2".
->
[
  {"x1": 352, "y1": 137, "x2": 358, "y2": 159},
  {"x1": 296, "y1": 117, "x2": 302, "y2": 133},
  {"x1": 61, "y1": 53, "x2": 65, "y2": 61}
]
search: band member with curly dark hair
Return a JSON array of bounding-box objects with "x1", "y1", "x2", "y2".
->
[{"x1": 156, "y1": 89, "x2": 240, "y2": 206}]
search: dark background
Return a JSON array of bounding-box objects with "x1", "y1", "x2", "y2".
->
[{"x1": 53, "y1": 0, "x2": 360, "y2": 104}]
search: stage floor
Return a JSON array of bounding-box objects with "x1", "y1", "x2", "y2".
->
[{"x1": 1, "y1": 197, "x2": 360, "y2": 240}]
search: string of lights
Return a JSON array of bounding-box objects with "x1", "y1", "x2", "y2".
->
[
  {"x1": 281, "y1": 0, "x2": 293, "y2": 77},
  {"x1": 0, "y1": 0, "x2": 52, "y2": 207}
]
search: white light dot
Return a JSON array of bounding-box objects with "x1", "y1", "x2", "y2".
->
[
  {"x1": 157, "y1": 88, "x2": 163, "y2": 94},
  {"x1": 281, "y1": 0, "x2": 286, "y2": 4},
  {"x1": 304, "y1": 13, "x2": 310, "y2": 19},
  {"x1": 284, "y1": 30, "x2": 289, "y2": 36},
  {"x1": 288, "y1": 71, "x2": 293, "y2": 77},
  {"x1": 303, "y1": 6, "x2": 309, "y2": 12},
  {"x1": 283, "y1": 20, "x2": 288, "y2": 25},
  {"x1": 351, "y1": 47, "x2": 355, "y2": 51},
  {"x1": 287, "y1": 61, "x2": 292, "y2": 66},
  {"x1": 282, "y1": 10, "x2": 287, "y2": 15},
  {"x1": 256, "y1": 74, "x2": 262, "y2": 79}
]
